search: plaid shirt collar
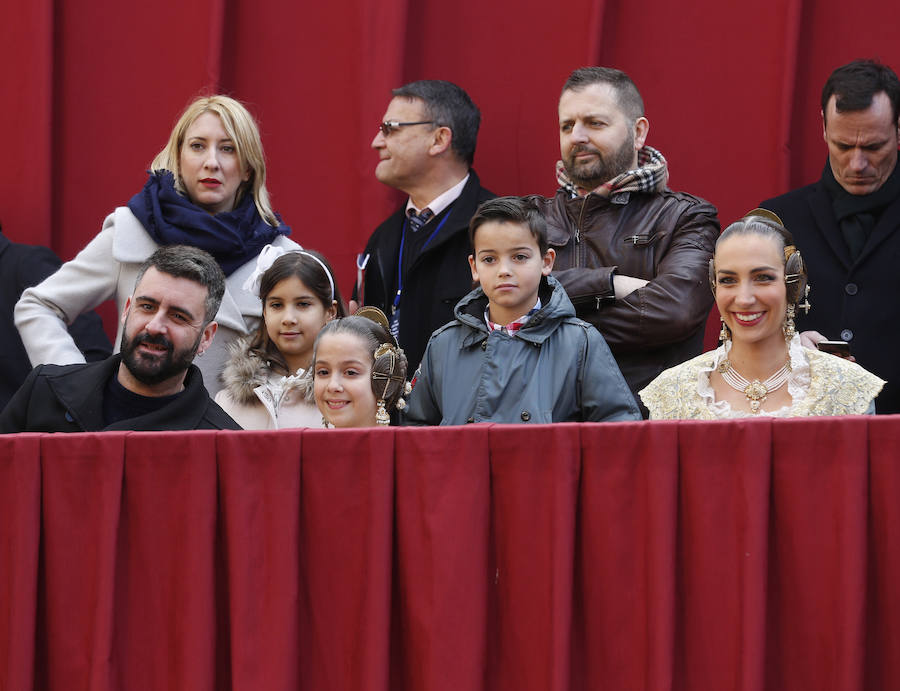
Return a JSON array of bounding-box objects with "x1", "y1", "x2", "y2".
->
[{"x1": 484, "y1": 298, "x2": 542, "y2": 335}]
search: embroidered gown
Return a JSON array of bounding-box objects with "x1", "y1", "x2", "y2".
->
[{"x1": 639, "y1": 335, "x2": 885, "y2": 419}]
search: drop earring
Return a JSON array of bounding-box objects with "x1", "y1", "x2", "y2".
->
[
  {"x1": 783, "y1": 304, "x2": 796, "y2": 340},
  {"x1": 719, "y1": 317, "x2": 730, "y2": 343}
]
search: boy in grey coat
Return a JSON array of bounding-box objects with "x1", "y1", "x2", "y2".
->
[{"x1": 404, "y1": 197, "x2": 640, "y2": 425}]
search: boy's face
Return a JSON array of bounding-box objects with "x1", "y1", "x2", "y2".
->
[{"x1": 469, "y1": 220, "x2": 555, "y2": 326}]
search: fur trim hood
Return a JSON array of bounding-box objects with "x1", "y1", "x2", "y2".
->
[{"x1": 218, "y1": 335, "x2": 313, "y2": 405}]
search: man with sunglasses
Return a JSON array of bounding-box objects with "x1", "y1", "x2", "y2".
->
[{"x1": 353, "y1": 80, "x2": 495, "y2": 373}]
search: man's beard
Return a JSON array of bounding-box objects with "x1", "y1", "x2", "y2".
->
[
  {"x1": 563, "y1": 133, "x2": 636, "y2": 190},
  {"x1": 119, "y1": 330, "x2": 201, "y2": 386}
]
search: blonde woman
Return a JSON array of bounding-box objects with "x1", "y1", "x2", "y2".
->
[{"x1": 15, "y1": 95, "x2": 299, "y2": 395}]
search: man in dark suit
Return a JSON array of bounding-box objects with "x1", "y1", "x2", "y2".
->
[
  {"x1": 352, "y1": 80, "x2": 495, "y2": 373},
  {"x1": 762, "y1": 59, "x2": 900, "y2": 413}
]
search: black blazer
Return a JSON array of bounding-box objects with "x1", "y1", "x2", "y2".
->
[
  {"x1": 0, "y1": 356, "x2": 240, "y2": 433},
  {"x1": 762, "y1": 173, "x2": 900, "y2": 413},
  {"x1": 356, "y1": 171, "x2": 495, "y2": 373}
]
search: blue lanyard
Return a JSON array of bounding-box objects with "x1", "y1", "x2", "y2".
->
[{"x1": 393, "y1": 212, "x2": 451, "y2": 311}]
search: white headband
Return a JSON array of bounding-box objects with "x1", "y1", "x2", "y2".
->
[{"x1": 242, "y1": 244, "x2": 335, "y2": 301}]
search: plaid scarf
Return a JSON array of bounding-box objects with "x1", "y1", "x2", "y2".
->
[{"x1": 555, "y1": 145, "x2": 669, "y2": 199}]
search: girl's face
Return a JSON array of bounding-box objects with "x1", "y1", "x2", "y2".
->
[
  {"x1": 264, "y1": 276, "x2": 336, "y2": 373},
  {"x1": 313, "y1": 332, "x2": 377, "y2": 428}
]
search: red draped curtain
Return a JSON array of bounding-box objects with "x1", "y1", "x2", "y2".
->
[
  {"x1": 4, "y1": 6, "x2": 900, "y2": 688},
  {"x1": 4, "y1": 0, "x2": 900, "y2": 301},
  {"x1": 2, "y1": 419, "x2": 900, "y2": 690}
]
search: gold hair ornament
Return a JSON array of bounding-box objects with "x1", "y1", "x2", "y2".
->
[
  {"x1": 356, "y1": 306, "x2": 392, "y2": 335},
  {"x1": 372, "y1": 342, "x2": 407, "y2": 425}
]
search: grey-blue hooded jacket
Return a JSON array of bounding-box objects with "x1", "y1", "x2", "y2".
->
[{"x1": 404, "y1": 275, "x2": 641, "y2": 425}]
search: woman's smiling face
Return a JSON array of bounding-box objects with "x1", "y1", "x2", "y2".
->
[{"x1": 714, "y1": 232, "x2": 787, "y2": 348}]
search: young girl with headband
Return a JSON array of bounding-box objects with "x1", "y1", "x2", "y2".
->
[
  {"x1": 312, "y1": 308, "x2": 409, "y2": 428},
  {"x1": 215, "y1": 245, "x2": 345, "y2": 428}
]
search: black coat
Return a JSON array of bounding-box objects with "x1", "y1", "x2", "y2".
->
[
  {"x1": 0, "y1": 355, "x2": 241, "y2": 432},
  {"x1": 355, "y1": 171, "x2": 495, "y2": 373},
  {"x1": 762, "y1": 172, "x2": 900, "y2": 413},
  {"x1": 0, "y1": 230, "x2": 111, "y2": 409}
]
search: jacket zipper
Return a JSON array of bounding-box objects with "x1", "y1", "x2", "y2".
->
[{"x1": 574, "y1": 196, "x2": 588, "y2": 266}]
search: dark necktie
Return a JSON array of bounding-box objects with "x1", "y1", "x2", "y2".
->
[{"x1": 407, "y1": 207, "x2": 434, "y2": 233}]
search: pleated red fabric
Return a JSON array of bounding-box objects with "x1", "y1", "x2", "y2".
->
[
  {"x1": 391, "y1": 425, "x2": 491, "y2": 691},
  {"x1": 216, "y1": 430, "x2": 303, "y2": 690},
  {"x1": 1, "y1": 420, "x2": 899, "y2": 690},
  {"x1": 0, "y1": 434, "x2": 41, "y2": 691},
  {"x1": 298, "y1": 428, "x2": 395, "y2": 691}
]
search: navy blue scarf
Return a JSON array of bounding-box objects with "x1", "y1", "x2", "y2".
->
[{"x1": 127, "y1": 171, "x2": 291, "y2": 276}]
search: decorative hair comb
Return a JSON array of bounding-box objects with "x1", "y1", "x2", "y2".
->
[{"x1": 355, "y1": 306, "x2": 394, "y2": 340}]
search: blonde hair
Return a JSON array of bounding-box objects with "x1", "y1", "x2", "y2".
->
[{"x1": 150, "y1": 95, "x2": 278, "y2": 226}]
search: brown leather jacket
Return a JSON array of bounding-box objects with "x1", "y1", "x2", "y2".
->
[{"x1": 538, "y1": 187, "x2": 719, "y2": 400}]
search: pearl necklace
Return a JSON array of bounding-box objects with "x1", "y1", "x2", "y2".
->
[{"x1": 717, "y1": 358, "x2": 791, "y2": 414}]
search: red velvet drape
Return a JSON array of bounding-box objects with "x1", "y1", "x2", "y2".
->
[{"x1": 2, "y1": 419, "x2": 900, "y2": 691}]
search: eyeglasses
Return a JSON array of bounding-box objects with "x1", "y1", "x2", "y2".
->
[{"x1": 378, "y1": 120, "x2": 435, "y2": 136}]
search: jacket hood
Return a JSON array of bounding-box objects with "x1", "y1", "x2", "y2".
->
[{"x1": 453, "y1": 274, "x2": 576, "y2": 345}]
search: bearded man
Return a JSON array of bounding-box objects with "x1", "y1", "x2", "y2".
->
[
  {"x1": 0, "y1": 245, "x2": 240, "y2": 432},
  {"x1": 538, "y1": 67, "x2": 720, "y2": 411}
]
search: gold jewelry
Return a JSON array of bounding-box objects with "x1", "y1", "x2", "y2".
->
[
  {"x1": 375, "y1": 400, "x2": 390, "y2": 425},
  {"x1": 356, "y1": 307, "x2": 392, "y2": 334},
  {"x1": 719, "y1": 317, "x2": 730, "y2": 343},
  {"x1": 371, "y1": 342, "x2": 407, "y2": 426},
  {"x1": 718, "y1": 358, "x2": 791, "y2": 414},
  {"x1": 798, "y1": 284, "x2": 811, "y2": 315},
  {"x1": 393, "y1": 381, "x2": 412, "y2": 412},
  {"x1": 373, "y1": 343, "x2": 396, "y2": 360},
  {"x1": 783, "y1": 304, "x2": 796, "y2": 340}
]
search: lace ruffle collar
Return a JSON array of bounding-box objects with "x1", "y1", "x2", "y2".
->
[{"x1": 696, "y1": 336, "x2": 809, "y2": 418}]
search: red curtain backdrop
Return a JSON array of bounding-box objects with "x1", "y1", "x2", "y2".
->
[
  {"x1": 3, "y1": 0, "x2": 900, "y2": 303},
  {"x1": 2, "y1": 419, "x2": 900, "y2": 691}
]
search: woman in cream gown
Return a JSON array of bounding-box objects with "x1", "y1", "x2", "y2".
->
[{"x1": 640, "y1": 212, "x2": 883, "y2": 419}]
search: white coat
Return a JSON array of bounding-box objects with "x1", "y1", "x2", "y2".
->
[
  {"x1": 14, "y1": 207, "x2": 299, "y2": 395},
  {"x1": 214, "y1": 337, "x2": 323, "y2": 429}
]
